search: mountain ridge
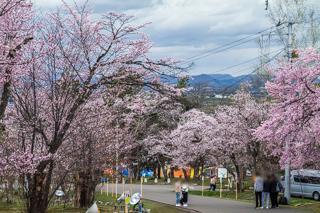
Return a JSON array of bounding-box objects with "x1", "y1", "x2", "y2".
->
[{"x1": 186, "y1": 73, "x2": 264, "y2": 94}]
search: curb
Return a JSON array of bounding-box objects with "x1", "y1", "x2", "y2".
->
[{"x1": 143, "y1": 198, "x2": 201, "y2": 213}]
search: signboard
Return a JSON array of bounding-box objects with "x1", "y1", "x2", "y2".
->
[{"x1": 218, "y1": 168, "x2": 228, "y2": 179}]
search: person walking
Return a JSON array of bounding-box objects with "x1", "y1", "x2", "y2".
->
[
  {"x1": 275, "y1": 176, "x2": 283, "y2": 208},
  {"x1": 254, "y1": 172, "x2": 263, "y2": 209},
  {"x1": 262, "y1": 175, "x2": 271, "y2": 209},
  {"x1": 175, "y1": 180, "x2": 181, "y2": 206},
  {"x1": 209, "y1": 175, "x2": 217, "y2": 191}
]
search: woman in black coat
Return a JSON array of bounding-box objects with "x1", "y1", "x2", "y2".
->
[{"x1": 270, "y1": 174, "x2": 278, "y2": 208}]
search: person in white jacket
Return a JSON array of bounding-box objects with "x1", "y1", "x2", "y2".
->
[{"x1": 254, "y1": 172, "x2": 264, "y2": 209}]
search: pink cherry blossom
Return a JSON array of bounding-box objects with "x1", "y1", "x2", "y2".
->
[{"x1": 255, "y1": 49, "x2": 320, "y2": 169}]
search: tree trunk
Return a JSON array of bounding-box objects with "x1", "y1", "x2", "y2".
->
[
  {"x1": 26, "y1": 161, "x2": 54, "y2": 213},
  {"x1": 252, "y1": 156, "x2": 257, "y2": 177},
  {"x1": 74, "y1": 170, "x2": 98, "y2": 208},
  {"x1": 160, "y1": 164, "x2": 168, "y2": 181},
  {"x1": 135, "y1": 163, "x2": 142, "y2": 180},
  {"x1": 152, "y1": 164, "x2": 157, "y2": 179},
  {"x1": 194, "y1": 165, "x2": 200, "y2": 180},
  {"x1": 200, "y1": 160, "x2": 204, "y2": 178},
  {"x1": 170, "y1": 167, "x2": 174, "y2": 178},
  {"x1": 234, "y1": 164, "x2": 244, "y2": 193},
  {"x1": 4, "y1": 177, "x2": 14, "y2": 204},
  {"x1": 182, "y1": 168, "x2": 189, "y2": 181},
  {"x1": 231, "y1": 155, "x2": 243, "y2": 193},
  {"x1": 157, "y1": 165, "x2": 161, "y2": 179}
]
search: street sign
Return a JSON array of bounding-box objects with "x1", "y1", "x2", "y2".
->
[{"x1": 218, "y1": 168, "x2": 227, "y2": 179}]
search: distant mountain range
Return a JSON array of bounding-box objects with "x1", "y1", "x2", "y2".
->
[{"x1": 164, "y1": 73, "x2": 267, "y2": 95}]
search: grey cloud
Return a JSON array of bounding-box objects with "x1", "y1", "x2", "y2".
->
[{"x1": 32, "y1": 0, "x2": 295, "y2": 75}]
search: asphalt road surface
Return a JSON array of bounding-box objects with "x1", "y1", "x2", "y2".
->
[{"x1": 99, "y1": 184, "x2": 306, "y2": 213}]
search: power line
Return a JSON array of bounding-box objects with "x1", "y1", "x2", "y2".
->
[
  {"x1": 184, "y1": 26, "x2": 276, "y2": 61},
  {"x1": 220, "y1": 48, "x2": 285, "y2": 94},
  {"x1": 178, "y1": 25, "x2": 285, "y2": 65},
  {"x1": 209, "y1": 48, "x2": 284, "y2": 75},
  {"x1": 178, "y1": 37, "x2": 258, "y2": 65}
]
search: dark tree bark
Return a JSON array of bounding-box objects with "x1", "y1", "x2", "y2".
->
[
  {"x1": 26, "y1": 161, "x2": 54, "y2": 213},
  {"x1": 194, "y1": 165, "x2": 200, "y2": 180},
  {"x1": 157, "y1": 165, "x2": 161, "y2": 179},
  {"x1": 152, "y1": 164, "x2": 157, "y2": 179},
  {"x1": 231, "y1": 155, "x2": 243, "y2": 193},
  {"x1": 170, "y1": 167, "x2": 174, "y2": 178},
  {"x1": 160, "y1": 164, "x2": 168, "y2": 181},
  {"x1": 200, "y1": 160, "x2": 205, "y2": 178},
  {"x1": 182, "y1": 168, "x2": 189, "y2": 181},
  {"x1": 73, "y1": 170, "x2": 99, "y2": 208}
]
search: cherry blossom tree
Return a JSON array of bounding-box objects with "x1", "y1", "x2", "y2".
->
[
  {"x1": 133, "y1": 92, "x2": 183, "y2": 180},
  {"x1": 255, "y1": 49, "x2": 320, "y2": 169},
  {"x1": 0, "y1": 0, "x2": 34, "y2": 128},
  {"x1": 0, "y1": 2, "x2": 181, "y2": 212},
  {"x1": 213, "y1": 89, "x2": 272, "y2": 190},
  {"x1": 0, "y1": 2, "x2": 35, "y2": 201},
  {"x1": 166, "y1": 109, "x2": 217, "y2": 178},
  {"x1": 62, "y1": 95, "x2": 133, "y2": 208}
]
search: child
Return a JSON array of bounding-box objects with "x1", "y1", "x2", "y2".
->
[
  {"x1": 175, "y1": 181, "x2": 181, "y2": 206},
  {"x1": 180, "y1": 183, "x2": 189, "y2": 207}
]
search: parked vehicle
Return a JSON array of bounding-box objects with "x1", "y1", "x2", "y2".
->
[{"x1": 283, "y1": 169, "x2": 320, "y2": 201}]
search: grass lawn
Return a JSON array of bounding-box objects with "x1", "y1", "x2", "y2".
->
[
  {"x1": 95, "y1": 193, "x2": 189, "y2": 213},
  {"x1": 0, "y1": 193, "x2": 189, "y2": 213},
  {"x1": 189, "y1": 190, "x2": 320, "y2": 213},
  {"x1": 189, "y1": 190, "x2": 254, "y2": 201},
  {"x1": 290, "y1": 197, "x2": 320, "y2": 213}
]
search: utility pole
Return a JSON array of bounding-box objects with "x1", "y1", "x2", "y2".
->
[
  {"x1": 284, "y1": 21, "x2": 293, "y2": 204},
  {"x1": 115, "y1": 118, "x2": 119, "y2": 196},
  {"x1": 264, "y1": 0, "x2": 292, "y2": 204},
  {"x1": 115, "y1": 142, "x2": 118, "y2": 196}
]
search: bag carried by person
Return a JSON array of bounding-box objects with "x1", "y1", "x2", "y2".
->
[
  {"x1": 276, "y1": 182, "x2": 284, "y2": 192},
  {"x1": 278, "y1": 195, "x2": 288, "y2": 205}
]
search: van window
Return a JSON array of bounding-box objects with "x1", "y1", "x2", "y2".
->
[
  {"x1": 294, "y1": 175, "x2": 301, "y2": 182},
  {"x1": 308, "y1": 176, "x2": 320, "y2": 184},
  {"x1": 293, "y1": 175, "x2": 309, "y2": 183}
]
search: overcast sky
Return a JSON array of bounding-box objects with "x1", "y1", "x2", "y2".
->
[{"x1": 32, "y1": 0, "x2": 287, "y2": 76}]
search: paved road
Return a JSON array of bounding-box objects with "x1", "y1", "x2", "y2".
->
[{"x1": 99, "y1": 184, "x2": 305, "y2": 213}]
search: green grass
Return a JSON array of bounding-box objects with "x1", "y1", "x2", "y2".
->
[
  {"x1": 128, "y1": 176, "x2": 255, "y2": 191},
  {"x1": 0, "y1": 193, "x2": 189, "y2": 213},
  {"x1": 189, "y1": 190, "x2": 254, "y2": 201},
  {"x1": 95, "y1": 193, "x2": 189, "y2": 213},
  {"x1": 290, "y1": 197, "x2": 320, "y2": 213},
  {"x1": 0, "y1": 197, "x2": 24, "y2": 213},
  {"x1": 189, "y1": 190, "x2": 320, "y2": 213}
]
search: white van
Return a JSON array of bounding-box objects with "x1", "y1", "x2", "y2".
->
[{"x1": 288, "y1": 169, "x2": 320, "y2": 200}]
